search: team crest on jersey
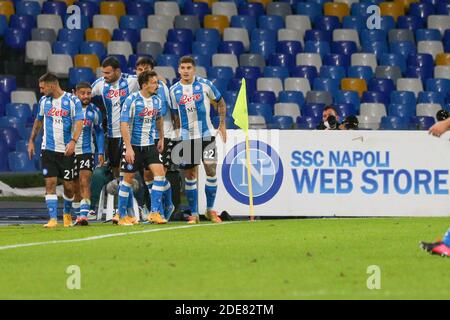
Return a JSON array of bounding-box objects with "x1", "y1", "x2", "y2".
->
[
  {"x1": 87, "y1": 111, "x2": 94, "y2": 118},
  {"x1": 47, "y1": 108, "x2": 69, "y2": 117},
  {"x1": 179, "y1": 94, "x2": 201, "y2": 105},
  {"x1": 127, "y1": 164, "x2": 133, "y2": 171},
  {"x1": 195, "y1": 85, "x2": 201, "y2": 91},
  {"x1": 106, "y1": 89, "x2": 127, "y2": 99},
  {"x1": 43, "y1": 168, "x2": 48, "y2": 176}
]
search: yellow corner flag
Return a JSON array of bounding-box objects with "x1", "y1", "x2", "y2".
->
[{"x1": 232, "y1": 79, "x2": 255, "y2": 220}]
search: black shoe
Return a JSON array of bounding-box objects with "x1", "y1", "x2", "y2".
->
[{"x1": 419, "y1": 241, "x2": 443, "y2": 252}]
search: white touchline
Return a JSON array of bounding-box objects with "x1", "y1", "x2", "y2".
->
[{"x1": 0, "y1": 222, "x2": 238, "y2": 251}]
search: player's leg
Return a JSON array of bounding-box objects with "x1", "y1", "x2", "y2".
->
[
  {"x1": 184, "y1": 165, "x2": 199, "y2": 224},
  {"x1": 117, "y1": 172, "x2": 135, "y2": 226},
  {"x1": 78, "y1": 171, "x2": 93, "y2": 225},
  {"x1": 161, "y1": 139, "x2": 175, "y2": 221},
  {"x1": 420, "y1": 227, "x2": 450, "y2": 256},
  {"x1": 202, "y1": 136, "x2": 221, "y2": 223},
  {"x1": 61, "y1": 154, "x2": 76, "y2": 228},
  {"x1": 72, "y1": 178, "x2": 81, "y2": 220},
  {"x1": 143, "y1": 168, "x2": 154, "y2": 210},
  {"x1": 147, "y1": 163, "x2": 167, "y2": 224},
  {"x1": 44, "y1": 177, "x2": 58, "y2": 228}
]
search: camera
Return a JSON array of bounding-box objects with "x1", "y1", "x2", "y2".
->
[
  {"x1": 341, "y1": 115, "x2": 359, "y2": 130},
  {"x1": 436, "y1": 109, "x2": 450, "y2": 122},
  {"x1": 317, "y1": 115, "x2": 339, "y2": 130}
]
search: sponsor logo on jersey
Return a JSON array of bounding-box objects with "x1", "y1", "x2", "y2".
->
[
  {"x1": 138, "y1": 107, "x2": 159, "y2": 117},
  {"x1": 47, "y1": 108, "x2": 69, "y2": 117},
  {"x1": 179, "y1": 94, "x2": 201, "y2": 105},
  {"x1": 106, "y1": 89, "x2": 127, "y2": 99}
]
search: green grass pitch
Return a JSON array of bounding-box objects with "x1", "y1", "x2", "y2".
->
[{"x1": 0, "y1": 217, "x2": 450, "y2": 300}]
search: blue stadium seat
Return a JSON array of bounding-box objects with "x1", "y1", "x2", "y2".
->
[
  {"x1": 16, "y1": 1, "x2": 41, "y2": 16},
  {"x1": 58, "y1": 29, "x2": 84, "y2": 45},
  {"x1": 388, "y1": 103, "x2": 416, "y2": 118},
  {"x1": 5, "y1": 28, "x2": 29, "y2": 50},
  {"x1": 223, "y1": 91, "x2": 238, "y2": 109},
  {"x1": 5, "y1": 103, "x2": 31, "y2": 121},
  {"x1": 314, "y1": 16, "x2": 340, "y2": 32},
  {"x1": 445, "y1": 30, "x2": 450, "y2": 53},
  {"x1": 276, "y1": 40, "x2": 302, "y2": 56},
  {"x1": 53, "y1": 41, "x2": 79, "y2": 57},
  {"x1": 360, "y1": 29, "x2": 387, "y2": 47},
  {"x1": 0, "y1": 117, "x2": 25, "y2": 138},
  {"x1": 350, "y1": 2, "x2": 371, "y2": 18},
  {"x1": 304, "y1": 30, "x2": 331, "y2": 43},
  {"x1": 323, "y1": 53, "x2": 350, "y2": 68},
  {"x1": 238, "y1": 3, "x2": 265, "y2": 17},
  {"x1": 230, "y1": 15, "x2": 257, "y2": 34},
  {"x1": 404, "y1": 65, "x2": 433, "y2": 82},
  {"x1": 128, "y1": 54, "x2": 152, "y2": 69},
  {"x1": 437, "y1": 1, "x2": 450, "y2": 14},
  {"x1": 427, "y1": 79, "x2": 450, "y2": 97},
  {"x1": 0, "y1": 15, "x2": 6, "y2": 37},
  {"x1": 292, "y1": 65, "x2": 319, "y2": 85},
  {"x1": 208, "y1": 66, "x2": 234, "y2": 81},
  {"x1": 379, "y1": 16, "x2": 395, "y2": 32},
  {"x1": 113, "y1": 29, "x2": 140, "y2": 49},
  {"x1": 8, "y1": 151, "x2": 36, "y2": 172},
  {"x1": 342, "y1": 16, "x2": 365, "y2": 31},
  {"x1": 184, "y1": 2, "x2": 210, "y2": 22},
  {"x1": 362, "y1": 91, "x2": 389, "y2": 106},
  {"x1": 42, "y1": 1, "x2": 67, "y2": 15},
  {"x1": 269, "y1": 115, "x2": 294, "y2": 129},
  {"x1": 0, "y1": 127, "x2": 20, "y2": 151},
  {"x1": 409, "y1": 116, "x2": 435, "y2": 130},
  {"x1": 251, "y1": 91, "x2": 276, "y2": 108},
  {"x1": 313, "y1": 78, "x2": 339, "y2": 95},
  {"x1": 212, "y1": 116, "x2": 237, "y2": 129},
  {"x1": 218, "y1": 41, "x2": 244, "y2": 57},
  {"x1": 415, "y1": 29, "x2": 441, "y2": 42},
  {"x1": 192, "y1": 54, "x2": 211, "y2": 68},
  {"x1": 390, "y1": 91, "x2": 416, "y2": 109},
  {"x1": 192, "y1": 41, "x2": 217, "y2": 56},
  {"x1": 248, "y1": 102, "x2": 273, "y2": 123},
  {"x1": 334, "y1": 103, "x2": 356, "y2": 118},
  {"x1": 77, "y1": 1, "x2": 100, "y2": 23},
  {"x1": 157, "y1": 54, "x2": 179, "y2": 70},
  {"x1": 120, "y1": 15, "x2": 146, "y2": 30},
  {"x1": 303, "y1": 103, "x2": 325, "y2": 118},
  {"x1": 296, "y1": 116, "x2": 321, "y2": 129},
  {"x1": 10, "y1": 15, "x2": 35, "y2": 32},
  {"x1": 362, "y1": 41, "x2": 389, "y2": 60},
  {"x1": 251, "y1": 28, "x2": 277, "y2": 43},
  {"x1": 348, "y1": 66, "x2": 374, "y2": 82},
  {"x1": 408, "y1": 53, "x2": 434, "y2": 68},
  {"x1": 331, "y1": 41, "x2": 357, "y2": 57},
  {"x1": 319, "y1": 65, "x2": 345, "y2": 82},
  {"x1": 209, "y1": 78, "x2": 228, "y2": 96},
  {"x1": 69, "y1": 67, "x2": 96, "y2": 88},
  {"x1": 127, "y1": 2, "x2": 154, "y2": 17},
  {"x1": 397, "y1": 15, "x2": 423, "y2": 30},
  {"x1": 0, "y1": 139, "x2": 8, "y2": 170},
  {"x1": 168, "y1": 28, "x2": 193, "y2": 44},
  {"x1": 250, "y1": 40, "x2": 275, "y2": 60},
  {"x1": 236, "y1": 66, "x2": 261, "y2": 80},
  {"x1": 409, "y1": 3, "x2": 435, "y2": 23},
  {"x1": 368, "y1": 78, "x2": 395, "y2": 96},
  {"x1": 380, "y1": 116, "x2": 409, "y2": 130},
  {"x1": 164, "y1": 41, "x2": 191, "y2": 56},
  {"x1": 263, "y1": 66, "x2": 289, "y2": 80},
  {"x1": 304, "y1": 41, "x2": 330, "y2": 59},
  {"x1": 0, "y1": 76, "x2": 17, "y2": 96},
  {"x1": 259, "y1": 15, "x2": 284, "y2": 32},
  {"x1": 335, "y1": 90, "x2": 360, "y2": 112},
  {"x1": 195, "y1": 28, "x2": 220, "y2": 46},
  {"x1": 390, "y1": 41, "x2": 417, "y2": 59},
  {"x1": 379, "y1": 53, "x2": 406, "y2": 73},
  {"x1": 418, "y1": 91, "x2": 445, "y2": 106},
  {"x1": 80, "y1": 41, "x2": 107, "y2": 61},
  {"x1": 279, "y1": 91, "x2": 305, "y2": 108},
  {"x1": 295, "y1": 3, "x2": 322, "y2": 22},
  {"x1": 268, "y1": 53, "x2": 295, "y2": 69}
]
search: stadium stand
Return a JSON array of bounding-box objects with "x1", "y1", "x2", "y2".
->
[{"x1": 0, "y1": 0, "x2": 447, "y2": 172}]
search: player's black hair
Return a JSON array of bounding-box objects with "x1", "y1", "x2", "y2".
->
[
  {"x1": 135, "y1": 56, "x2": 155, "y2": 69},
  {"x1": 138, "y1": 70, "x2": 158, "y2": 88},
  {"x1": 38, "y1": 73, "x2": 59, "y2": 84},
  {"x1": 102, "y1": 56, "x2": 121, "y2": 69},
  {"x1": 75, "y1": 82, "x2": 92, "y2": 91},
  {"x1": 179, "y1": 55, "x2": 196, "y2": 67}
]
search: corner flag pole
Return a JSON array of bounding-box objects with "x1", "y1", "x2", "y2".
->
[{"x1": 231, "y1": 78, "x2": 255, "y2": 221}]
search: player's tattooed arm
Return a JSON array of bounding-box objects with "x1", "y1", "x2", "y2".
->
[
  {"x1": 217, "y1": 97, "x2": 227, "y2": 143},
  {"x1": 156, "y1": 116, "x2": 164, "y2": 153},
  {"x1": 172, "y1": 112, "x2": 181, "y2": 139},
  {"x1": 28, "y1": 119, "x2": 43, "y2": 160}
]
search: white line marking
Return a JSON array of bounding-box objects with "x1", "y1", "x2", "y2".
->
[{"x1": 0, "y1": 222, "x2": 237, "y2": 251}]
